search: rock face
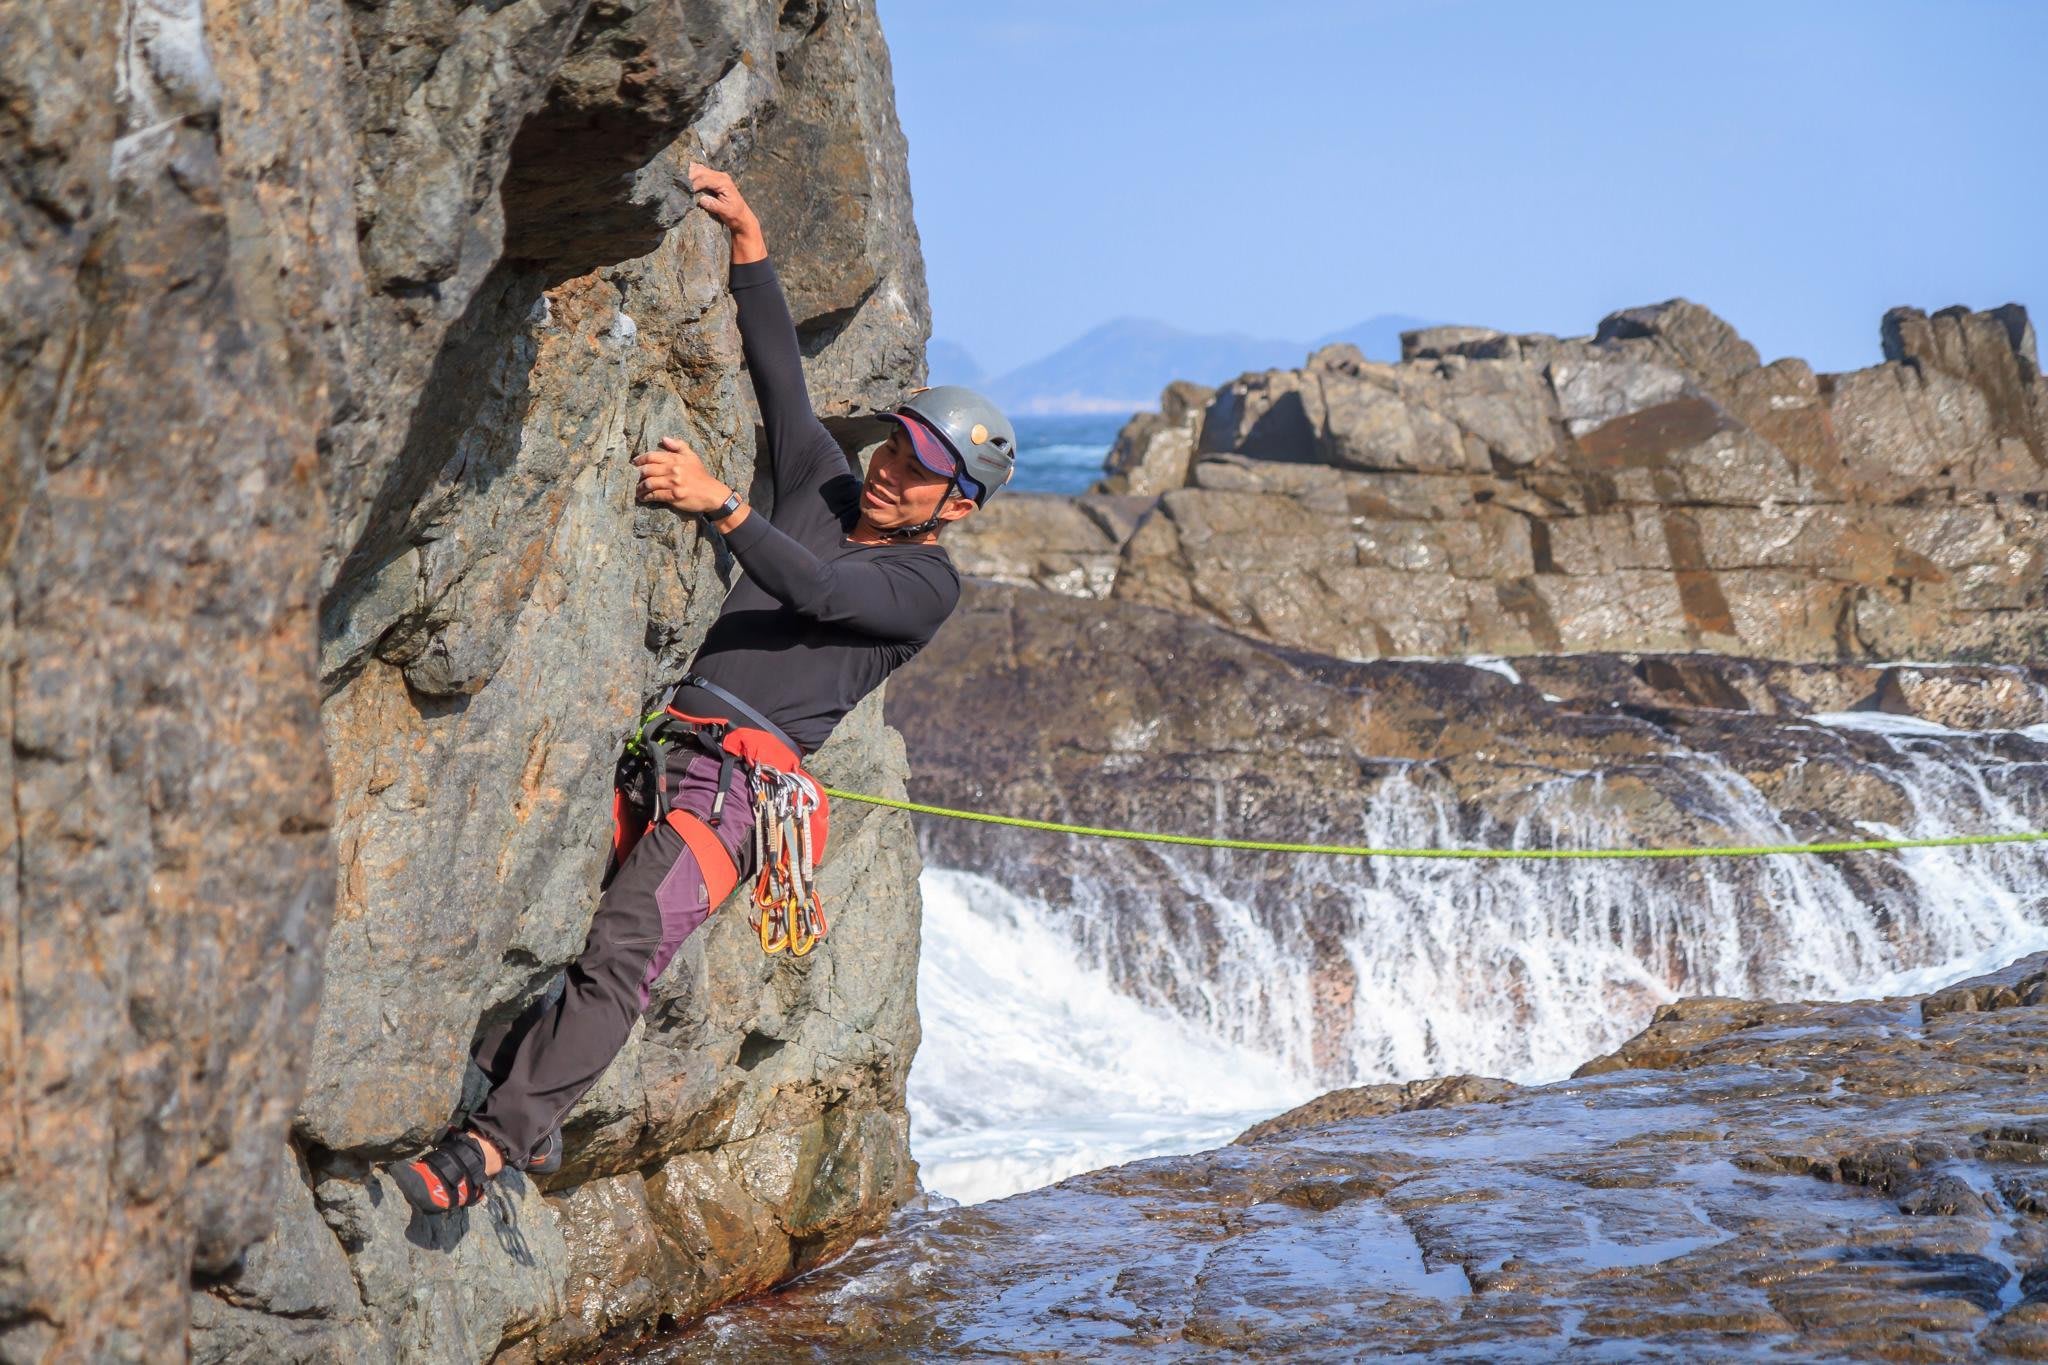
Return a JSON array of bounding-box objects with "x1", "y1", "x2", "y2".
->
[
  {"x1": 2, "y1": 1, "x2": 930, "y2": 1360},
  {"x1": 950, "y1": 299, "x2": 2048, "y2": 663},
  {"x1": 889, "y1": 582, "x2": 2048, "y2": 1085},
  {"x1": 665, "y1": 955, "x2": 2048, "y2": 1361}
]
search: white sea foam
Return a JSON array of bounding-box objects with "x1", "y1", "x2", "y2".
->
[
  {"x1": 908, "y1": 869, "x2": 1313, "y2": 1205},
  {"x1": 1861, "y1": 929, "x2": 2048, "y2": 999},
  {"x1": 1464, "y1": 656, "x2": 1524, "y2": 685},
  {"x1": 1810, "y1": 710, "x2": 1967, "y2": 737}
]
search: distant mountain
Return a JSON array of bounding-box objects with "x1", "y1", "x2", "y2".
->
[
  {"x1": 978, "y1": 314, "x2": 1445, "y2": 416},
  {"x1": 1313, "y1": 313, "x2": 1440, "y2": 363},
  {"x1": 926, "y1": 337, "x2": 984, "y2": 387},
  {"x1": 984, "y1": 318, "x2": 1307, "y2": 416}
]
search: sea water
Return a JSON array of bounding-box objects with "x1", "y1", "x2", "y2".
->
[
  {"x1": 1007, "y1": 413, "x2": 1126, "y2": 494},
  {"x1": 906, "y1": 707, "x2": 2048, "y2": 1206}
]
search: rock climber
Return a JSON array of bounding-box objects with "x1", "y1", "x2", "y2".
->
[{"x1": 390, "y1": 163, "x2": 1015, "y2": 1216}]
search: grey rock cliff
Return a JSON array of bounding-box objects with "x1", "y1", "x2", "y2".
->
[{"x1": 2, "y1": 1, "x2": 931, "y2": 1360}]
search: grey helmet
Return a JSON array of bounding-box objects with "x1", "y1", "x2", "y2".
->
[{"x1": 883, "y1": 385, "x2": 1017, "y2": 506}]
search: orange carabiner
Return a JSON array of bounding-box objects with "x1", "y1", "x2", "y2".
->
[
  {"x1": 758, "y1": 901, "x2": 789, "y2": 955},
  {"x1": 788, "y1": 891, "x2": 817, "y2": 957}
]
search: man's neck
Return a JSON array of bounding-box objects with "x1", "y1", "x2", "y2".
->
[{"x1": 847, "y1": 517, "x2": 941, "y2": 547}]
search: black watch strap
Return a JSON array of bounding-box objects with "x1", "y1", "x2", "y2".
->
[{"x1": 701, "y1": 490, "x2": 743, "y2": 525}]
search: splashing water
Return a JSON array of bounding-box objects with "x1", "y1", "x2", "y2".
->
[
  {"x1": 911, "y1": 712, "x2": 2048, "y2": 1201},
  {"x1": 909, "y1": 870, "x2": 1315, "y2": 1205}
]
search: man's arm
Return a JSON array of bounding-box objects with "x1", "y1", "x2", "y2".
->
[
  {"x1": 695, "y1": 164, "x2": 768, "y2": 268},
  {"x1": 688, "y1": 164, "x2": 850, "y2": 507},
  {"x1": 722, "y1": 514, "x2": 959, "y2": 640},
  {"x1": 630, "y1": 438, "x2": 954, "y2": 638}
]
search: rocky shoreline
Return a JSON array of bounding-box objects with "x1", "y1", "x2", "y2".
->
[
  {"x1": 796, "y1": 290, "x2": 2048, "y2": 1360},
  {"x1": 659, "y1": 953, "x2": 2048, "y2": 1361}
]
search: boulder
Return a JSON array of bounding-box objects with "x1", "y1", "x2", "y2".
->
[
  {"x1": 1235, "y1": 1075, "x2": 1519, "y2": 1145},
  {"x1": 1595, "y1": 297, "x2": 1762, "y2": 384},
  {"x1": 1098, "y1": 379, "x2": 1212, "y2": 495},
  {"x1": 940, "y1": 493, "x2": 1149, "y2": 600},
  {"x1": 1401, "y1": 324, "x2": 1506, "y2": 361}
]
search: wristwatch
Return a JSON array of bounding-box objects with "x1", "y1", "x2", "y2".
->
[{"x1": 701, "y1": 489, "x2": 744, "y2": 527}]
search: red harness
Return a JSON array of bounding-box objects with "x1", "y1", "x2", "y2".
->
[{"x1": 609, "y1": 705, "x2": 831, "y2": 955}]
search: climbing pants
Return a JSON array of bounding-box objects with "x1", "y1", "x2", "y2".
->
[{"x1": 467, "y1": 745, "x2": 756, "y2": 1165}]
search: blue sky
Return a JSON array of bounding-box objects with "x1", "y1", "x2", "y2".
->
[{"x1": 876, "y1": 1, "x2": 2047, "y2": 380}]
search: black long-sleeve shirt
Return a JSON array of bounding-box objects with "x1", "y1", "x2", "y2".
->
[{"x1": 686, "y1": 258, "x2": 960, "y2": 754}]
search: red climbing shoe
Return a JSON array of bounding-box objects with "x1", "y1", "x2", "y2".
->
[{"x1": 390, "y1": 1133, "x2": 492, "y2": 1215}]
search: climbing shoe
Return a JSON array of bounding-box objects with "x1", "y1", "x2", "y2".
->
[
  {"x1": 521, "y1": 1126, "x2": 564, "y2": 1176},
  {"x1": 390, "y1": 1133, "x2": 493, "y2": 1215}
]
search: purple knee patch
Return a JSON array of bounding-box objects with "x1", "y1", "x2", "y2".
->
[
  {"x1": 640, "y1": 856, "x2": 713, "y2": 1007},
  {"x1": 637, "y1": 754, "x2": 757, "y2": 1008}
]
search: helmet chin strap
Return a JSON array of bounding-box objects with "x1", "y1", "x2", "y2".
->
[{"x1": 878, "y1": 473, "x2": 960, "y2": 541}]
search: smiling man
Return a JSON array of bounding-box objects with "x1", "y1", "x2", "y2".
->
[{"x1": 391, "y1": 164, "x2": 1015, "y2": 1216}]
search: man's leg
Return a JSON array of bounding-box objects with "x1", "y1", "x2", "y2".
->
[
  {"x1": 465, "y1": 821, "x2": 690, "y2": 1165},
  {"x1": 393, "y1": 750, "x2": 753, "y2": 1212}
]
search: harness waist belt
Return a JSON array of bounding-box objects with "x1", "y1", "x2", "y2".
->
[{"x1": 672, "y1": 673, "x2": 805, "y2": 759}]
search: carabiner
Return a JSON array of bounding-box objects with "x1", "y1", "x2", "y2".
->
[
  {"x1": 788, "y1": 890, "x2": 817, "y2": 957},
  {"x1": 758, "y1": 901, "x2": 789, "y2": 955}
]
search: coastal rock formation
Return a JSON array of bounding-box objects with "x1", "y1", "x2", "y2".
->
[
  {"x1": 890, "y1": 582, "x2": 2048, "y2": 1083},
  {"x1": 1097, "y1": 379, "x2": 1213, "y2": 496},
  {"x1": 664, "y1": 954, "x2": 2048, "y2": 1361},
  {"x1": 2, "y1": 1, "x2": 928, "y2": 1359},
  {"x1": 951, "y1": 300, "x2": 2048, "y2": 663}
]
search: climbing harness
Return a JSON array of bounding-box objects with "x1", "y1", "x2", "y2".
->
[
  {"x1": 822, "y1": 788, "x2": 2048, "y2": 862},
  {"x1": 610, "y1": 676, "x2": 830, "y2": 955}
]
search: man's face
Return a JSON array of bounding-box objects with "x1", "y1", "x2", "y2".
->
[{"x1": 860, "y1": 428, "x2": 975, "y2": 531}]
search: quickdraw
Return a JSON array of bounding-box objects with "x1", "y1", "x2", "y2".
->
[{"x1": 750, "y1": 767, "x2": 830, "y2": 957}]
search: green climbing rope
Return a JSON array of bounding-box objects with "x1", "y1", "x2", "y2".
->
[{"x1": 823, "y1": 788, "x2": 2048, "y2": 861}]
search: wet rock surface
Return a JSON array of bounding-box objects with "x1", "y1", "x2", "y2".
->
[
  {"x1": 1235, "y1": 1076, "x2": 1520, "y2": 1146},
  {"x1": 950, "y1": 299, "x2": 2048, "y2": 663},
  {"x1": 4, "y1": 1, "x2": 929, "y2": 1359},
  {"x1": 653, "y1": 955, "x2": 2048, "y2": 1362}
]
